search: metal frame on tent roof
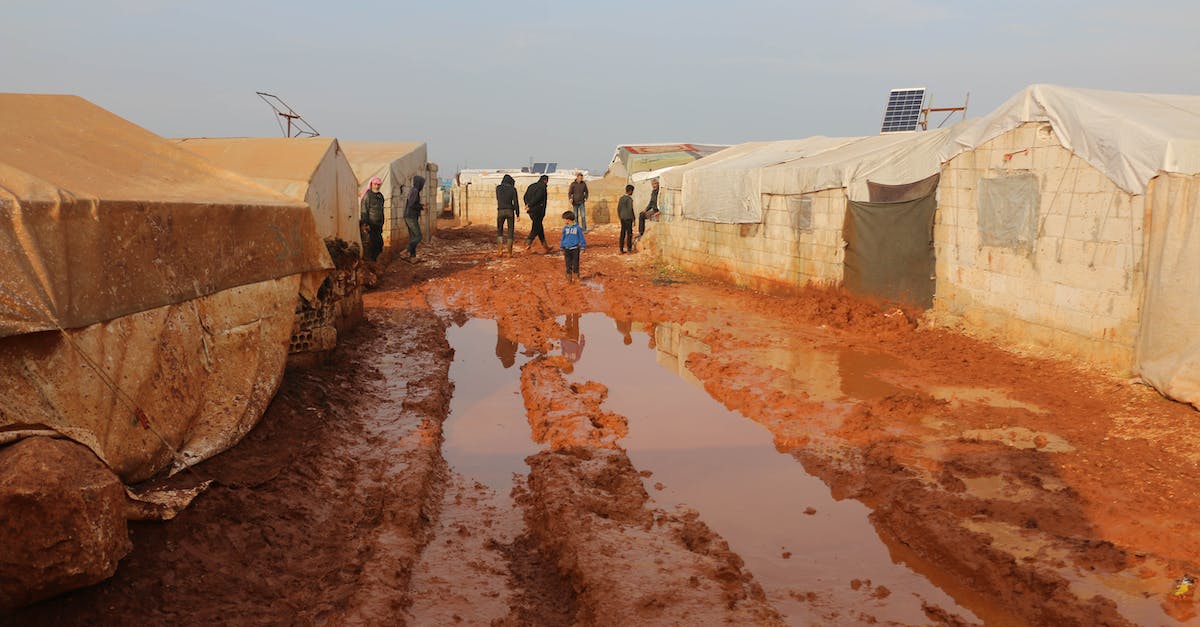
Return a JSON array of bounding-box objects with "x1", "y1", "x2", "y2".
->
[{"x1": 256, "y1": 91, "x2": 320, "y2": 138}]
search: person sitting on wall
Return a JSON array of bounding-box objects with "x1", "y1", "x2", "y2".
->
[{"x1": 636, "y1": 178, "x2": 660, "y2": 241}]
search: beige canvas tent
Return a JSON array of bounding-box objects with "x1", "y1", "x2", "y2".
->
[
  {"x1": 0, "y1": 94, "x2": 332, "y2": 482},
  {"x1": 340, "y1": 141, "x2": 429, "y2": 251},
  {"x1": 174, "y1": 137, "x2": 360, "y2": 244}
]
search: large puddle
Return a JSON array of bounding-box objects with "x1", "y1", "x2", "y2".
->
[
  {"x1": 443, "y1": 313, "x2": 1005, "y2": 624},
  {"x1": 560, "y1": 314, "x2": 988, "y2": 624}
]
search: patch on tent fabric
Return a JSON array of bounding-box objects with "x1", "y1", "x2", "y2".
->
[
  {"x1": 843, "y1": 194, "x2": 936, "y2": 308},
  {"x1": 787, "y1": 196, "x2": 813, "y2": 230},
  {"x1": 739, "y1": 223, "x2": 761, "y2": 238},
  {"x1": 978, "y1": 172, "x2": 1039, "y2": 252},
  {"x1": 867, "y1": 173, "x2": 941, "y2": 204}
]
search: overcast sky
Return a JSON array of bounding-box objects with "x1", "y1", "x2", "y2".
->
[{"x1": 4, "y1": 1, "x2": 1198, "y2": 174}]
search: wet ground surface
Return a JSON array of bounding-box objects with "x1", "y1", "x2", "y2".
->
[{"x1": 7, "y1": 221, "x2": 1200, "y2": 625}]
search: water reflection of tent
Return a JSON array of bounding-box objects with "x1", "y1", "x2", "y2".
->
[
  {"x1": 0, "y1": 93, "x2": 332, "y2": 483},
  {"x1": 174, "y1": 136, "x2": 360, "y2": 243},
  {"x1": 656, "y1": 84, "x2": 1200, "y2": 409}
]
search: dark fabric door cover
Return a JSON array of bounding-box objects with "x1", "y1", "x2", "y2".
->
[{"x1": 843, "y1": 193, "x2": 936, "y2": 308}]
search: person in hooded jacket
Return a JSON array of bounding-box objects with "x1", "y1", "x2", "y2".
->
[
  {"x1": 359, "y1": 176, "x2": 385, "y2": 261},
  {"x1": 523, "y1": 174, "x2": 552, "y2": 254},
  {"x1": 496, "y1": 174, "x2": 520, "y2": 256},
  {"x1": 403, "y1": 175, "x2": 426, "y2": 260}
]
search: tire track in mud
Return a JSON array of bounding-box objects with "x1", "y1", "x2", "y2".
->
[
  {"x1": 512, "y1": 355, "x2": 785, "y2": 625},
  {"x1": 420, "y1": 229, "x2": 787, "y2": 623}
]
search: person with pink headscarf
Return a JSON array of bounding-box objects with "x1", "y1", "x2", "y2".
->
[{"x1": 359, "y1": 176, "x2": 385, "y2": 261}]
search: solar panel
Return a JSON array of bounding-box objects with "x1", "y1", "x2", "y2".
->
[
  {"x1": 880, "y1": 87, "x2": 926, "y2": 133},
  {"x1": 545, "y1": 163, "x2": 558, "y2": 173},
  {"x1": 531, "y1": 162, "x2": 547, "y2": 173}
]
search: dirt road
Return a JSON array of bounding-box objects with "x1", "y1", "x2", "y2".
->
[{"x1": 8, "y1": 223, "x2": 1199, "y2": 625}]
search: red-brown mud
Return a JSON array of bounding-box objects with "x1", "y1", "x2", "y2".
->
[{"x1": 7, "y1": 221, "x2": 1200, "y2": 625}]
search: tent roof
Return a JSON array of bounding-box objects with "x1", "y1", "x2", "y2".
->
[
  {"x1": 339, "y1": 141, "x2": 426, "y2": 168},
  {"x1": 953, "y1": 83, "x2": 1200, "y2": 195},
  {"x1": 0, "y1": 94, "x2": 330, "y2": 337},
  {"x1": 604, "y1": 143, "x2": 729, "y2": 178},
  {"x1": 0, "y1": 94, "x2": 300, "y2": 207},
  {"x1": 665, "y1": 84, "x2": 1200, "y2": 204},
  {"x1": 172, "y1": 136, "x2": 339, "y2": 185},
  {"x1": 339, "y1": 141, "x2": 429, "y2": 197}
]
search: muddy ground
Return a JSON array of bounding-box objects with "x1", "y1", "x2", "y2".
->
[{"x1": 6, "y1": 222, "x2": 1200, "y2": 626}]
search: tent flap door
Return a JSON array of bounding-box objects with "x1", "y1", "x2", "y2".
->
[{"x1": 843, "y1": 194, "x2": 937, "y2": 308}]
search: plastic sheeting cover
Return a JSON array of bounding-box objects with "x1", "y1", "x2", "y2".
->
[
  {"x1": 0, "y1": 94, "x2": 333, "y2": 339},
  {"x1": 977, "y1": 172, "x2": 1040, "y2": 253},
  {"x1": 953, "y1": 84, "x2": 1200, "y2": 195},
  {"x1": 662, "y1": 84, "x2": 1200, "y2": 224},
  {"x1": 1136, "y1": 173, "x2": 1200, "y2": 408}
]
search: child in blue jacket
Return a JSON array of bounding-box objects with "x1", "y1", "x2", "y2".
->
[{"x1": 560, "y1": 210, "x2": 587, "y2": 283}]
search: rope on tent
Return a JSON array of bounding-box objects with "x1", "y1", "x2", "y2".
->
[{"x1": 54, "y1": 327, "x2": 211, "y2": 483}]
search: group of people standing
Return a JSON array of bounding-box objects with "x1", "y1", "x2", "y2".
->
[
  {"x1": 359, "y1": 174, "x2": 427, "y2": 263},
  {"x1": 359, "y1": 171, "x2": 660, "y2": 280},
  {"x1": 495, "y1": 172, "x2": 660, "y2": 281}
]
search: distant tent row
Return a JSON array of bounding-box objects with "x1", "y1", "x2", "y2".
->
[{"x1": 654, "y1": 84, "x2": 1200, "y2": 408}]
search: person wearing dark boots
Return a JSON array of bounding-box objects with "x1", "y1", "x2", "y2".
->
[
  {"x1": 618, "y1": 184, "x2": 635, "y2": 253},
  {"x1": 496, "y1": 174, "x2": 520, "y2": 256},
  {"x1": 523, "y1": 174, "x2": 552, "y2": 254},
  {"x1": 403, "y1": 175, "x2": 426, "y2": 261},
  {"x1": 559, "y1": 210, "x2": 587, "y2": 283}
]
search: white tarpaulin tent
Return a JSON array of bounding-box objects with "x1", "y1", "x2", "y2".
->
[
  {"x1": 659, "y1": 130, "x2": 971, "y2": 223},
  {"x1": 175, "y1": 137, "x2": 360, "y2": 243},
  {"x1": 665, "y1": 84, "x2": 1200, "y2": 225},
  {"x1": 660, "y1": 83, "x2": 1200, "y2": 408},
  {"x1": 953, "y1": 84, "x2": 1200, "y2": 195}
]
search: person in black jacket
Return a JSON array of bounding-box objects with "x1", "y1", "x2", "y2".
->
[
  {"x1": 523, "y1": 174, "x2": 552, "y2": 253},
  {"x1": 403, "y1": 175, "x2": 426, "y2": 261},
  {"x1": 496, "y1": 174, "x2": 520, "y2": 256},
  {"x1": 359, "y1": 176, "x2": 385, "y2": 261}
]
